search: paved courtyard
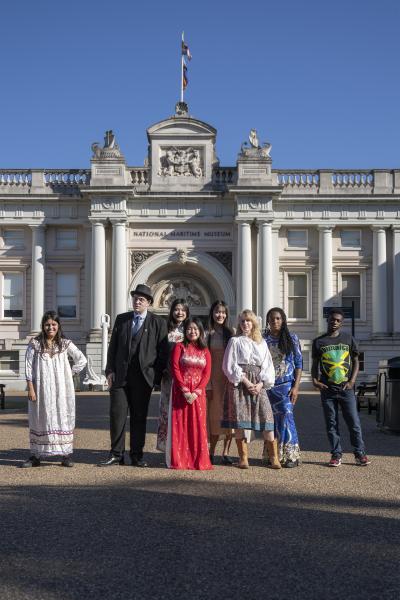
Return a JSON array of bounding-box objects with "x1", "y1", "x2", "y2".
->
[{"x1": 1, "y1": 391, "x2": 399, "y2": 600}]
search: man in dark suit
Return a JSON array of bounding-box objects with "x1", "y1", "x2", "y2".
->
[{"x1": 98, "y1": 284, "x2": 168, "y2": 467}]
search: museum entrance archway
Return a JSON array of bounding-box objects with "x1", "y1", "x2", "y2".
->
[{"x1": 128, "y1": 249, "x2": 236, "y2": 324}]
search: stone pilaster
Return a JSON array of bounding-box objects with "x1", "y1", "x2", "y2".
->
[
  {"x1": 372, "y1": 226, "x2": 388, "y2": 335},
  {"x1": 30, "y1": 224, "x2": 45, "y2": 333},
  {"x1": 258, "y1": 221, "x2": 274, "y2": 320},
  {"x1": 393, "y1": 227, "x2": 400, "y2": 335},
  {"x1": 111, "y1": 219, "x2": 127, "y2": 324},
  {"x1": 90, "y1": 221, "x2": 106, "y2": 333},
  {"x1": 237, "y1": 221, "x2": 252, "y2": 311},
  {"x1": 318, "y1": 226, "x2": 333, "y2": 332}
]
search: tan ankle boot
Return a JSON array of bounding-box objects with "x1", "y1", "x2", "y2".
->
[
  {"x1": 235, "y1": 438, "x2": 249, "y2": 469},
  {"x1": 265, "y1": 440, "x2": 282, "y2": 470}
]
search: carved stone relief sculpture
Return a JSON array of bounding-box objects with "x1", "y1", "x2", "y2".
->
[
  {"x1": 159, "y1": 280, "x2": 205, "y2": 308},
  {"x1": 131, "y1": 250, "x2": 158, "y2": 274},
  {"x1": 158, "y1": 147, "x2": 203, "y2": 178}
]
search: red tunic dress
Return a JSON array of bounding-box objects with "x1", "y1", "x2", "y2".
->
[{"x1": 170, "y1": 342, "x2": 212, "y2": 470}]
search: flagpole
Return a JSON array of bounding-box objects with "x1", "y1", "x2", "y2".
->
[{"x1": 181, "y1": 31, "x2": 184, "y2": 103}]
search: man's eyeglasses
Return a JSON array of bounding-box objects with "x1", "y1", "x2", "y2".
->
[{"x1": 132, "y1": 296, "x2": 149, "y2": 304}]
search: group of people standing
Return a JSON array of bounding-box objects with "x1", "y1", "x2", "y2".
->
[{"x1": 20, "y1": 283, "x2": 371, "y2": 470}]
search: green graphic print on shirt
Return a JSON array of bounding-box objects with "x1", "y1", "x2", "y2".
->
[{"x1": 320, "y1": 343, "x2": 351, "y2": 385}]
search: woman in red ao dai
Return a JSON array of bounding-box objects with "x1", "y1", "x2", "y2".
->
[{"x1": 167, "y1": 318, "x2": 212, "y2": 470}]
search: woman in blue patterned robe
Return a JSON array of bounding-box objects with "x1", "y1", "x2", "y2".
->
[{"x1": 263, "y1": 307, "x2": 303, "y2": 467}]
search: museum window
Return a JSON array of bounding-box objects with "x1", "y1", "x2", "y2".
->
[
  {"x1": 1, "y1": 228, "x2": 25, "y2": 249},
  {"x1": 0, "y1": 351, "x2": 19, "y2": 374},
  {"x1": 1, "y1": 272, "x2": 24, "y2": 319},
  {"x1": 358, "y1": 351, "x2": 365, "y2": 373},
  {"x1": 287, "y1": 229, "x2": 308, "y2": 249},
  {"x1": 56, "y1": 229, "x2": 78, "y2": 250},
  {"x1": 301, "y1": 349, "x2": 310, "y2": 373},
  {"x1": 340, "y1": 273, "x2": 361, "y2": 319},
  {"x1": 287, "y1": 273, "x2": 309, "y2": 320},
  {"x1": 56, "y1": 273, "x2": 78, "y2": 318},
  {"x1": 340, "y1": 229, "x2": 361, "y2": 249}
]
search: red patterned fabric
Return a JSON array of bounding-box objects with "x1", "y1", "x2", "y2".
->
[{"x1": 170, "y1": 342, "x2": 212, "y2": 470}]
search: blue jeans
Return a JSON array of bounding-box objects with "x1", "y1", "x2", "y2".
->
[{"x1": 320, "y1": 387, "x2": 365, "y2": 457}]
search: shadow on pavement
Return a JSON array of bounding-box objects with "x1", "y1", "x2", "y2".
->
[{"x1": 1, "y1": 480, "x2": 399, "y2": 600}]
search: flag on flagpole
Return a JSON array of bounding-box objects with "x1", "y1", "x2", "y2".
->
[
  {"x1": 183, "y1": 61, "x2": 188, "y2": 90},
  {"x1": 182, "y1": 40, "x2": 192, "y2": 61},
  {"x1": 181, "y1": 32, "x2": 191, "y2": 101}
]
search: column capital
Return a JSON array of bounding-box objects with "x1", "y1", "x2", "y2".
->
[
  {"x1": 236, "y1": 218, "x2": 253, "y2": 226},
  {"x1": 29, "y1": 222, "x2": 46, "y2": 230},
  {"x1": 317, "y1": 224, "x2": 333, "y2": 232},
  {"x1": 391, "y1": 225, "x2": 400, "y2": 232},
  {"x1": 370, "y1": 224, "x2": 388, "y2": 232},
  {"x1": 110, "y1": 217, "x2": 127, "y2": 226},
  {"x1": 255, "y1": 220, "x2": 273, "y2": 231},
  {"x1": 88, "y1": 217, "x2": 107, "y2": 226}
]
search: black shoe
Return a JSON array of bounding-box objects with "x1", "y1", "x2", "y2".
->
[
  {"x1": 283, "y1": 460, "x2": 299, "y2": 468},
  {"x1": 98, "y1": 455, "x2": 125, "y2": 467},
  {"x1": 61, "y1": 456, "x2": 74, "y2": 467},
  {"x1": 221, "y1": 455, "x2": 234, "y2": 466},
  {"x1": 209, "y1": 454, "x2": 215, "y2": 465},
  {"x1": 20, "y1": 456, "x2": 41, "y2": 468},
  {"x1": 131, "y1": 456, "x2": 149, "y2": 468}
]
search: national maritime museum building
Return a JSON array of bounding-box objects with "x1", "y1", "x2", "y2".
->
[{"x1": 1, "y1": 101, "x2": 400, "y2": 388}]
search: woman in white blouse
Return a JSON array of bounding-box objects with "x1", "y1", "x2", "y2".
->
[{"x1": 222, "y1": 309, "x2": 280, "y2": 469}]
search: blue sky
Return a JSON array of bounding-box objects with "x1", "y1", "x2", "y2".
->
[{"x1": 1, "y1": 0, "x2": 399, "y2": 169}]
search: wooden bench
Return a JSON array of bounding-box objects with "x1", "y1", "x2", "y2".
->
[
  {"x1": 356, "y1": 380, "x2": 378, "y2": 414},
  {"x1": 0, "y1": 384, "x2": 5, "y2": 410}
]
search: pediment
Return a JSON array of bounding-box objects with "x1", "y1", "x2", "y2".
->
[{"x1": 147, "y1": 117, "x2": 216, "y2": 140}]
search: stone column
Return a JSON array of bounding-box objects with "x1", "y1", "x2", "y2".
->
[
  {"x1": 259, "y1": 221, "x2": 274, "y2": 321},
  {"x1": 272, "y1": 225, "x2": 280, "y2": 309},
  {"x1": 393, "y1": 227, "x2": 400, "y2": 335},
  {"x1": 30, "y1": 224, "x2": 45, "y2": 333},
  {"x1": 318, "y1": 226, "x2": 333, "y2": 332},
  {"x1": 90, "y1": 221, "x2": 106, "y2": 332},
  {"x1": 111, "y1": 219, "x2": 127, "y2": 324},
  {"x1": 83, "y1": 224, "x2": 92, "y2": 333},
  {"x1": 237, "y1": 221, "x2": 252, "y2": 311},
  {"x1": 372, "y1": 227, "x2": 388, "y2": 335}
]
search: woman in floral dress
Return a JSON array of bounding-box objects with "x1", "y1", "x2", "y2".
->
[
  {"x1": 263, "y1": 307, "x2": 303, "y2": 467},
  {"x1": 21, "y1": 310, "x2": 87, "y2": 468},
  {"x1": 167, "y1": 318, "x2": 212, "y2": 470},
  {"x1": 156, "y1": 298, "x2": 189, "y2": 453}
]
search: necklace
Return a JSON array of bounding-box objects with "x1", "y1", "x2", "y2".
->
[{"x1": 45, "y1": 339, "x2": 57, "y2": 357}]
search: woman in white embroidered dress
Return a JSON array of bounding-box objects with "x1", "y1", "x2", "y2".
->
[
  {"x1": 222, "y1": 309, "x2": 281, "y2": 469},
  {"x1": 21, "y1": 311, "x2": 87, "y2": 468}
]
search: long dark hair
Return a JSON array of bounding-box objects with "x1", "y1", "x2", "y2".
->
[
  {"x1": 167, "y1": 298, "x2": 190, "y2": 332},
  {"x1": 207, "y1": 300, "x2": 233, "y2": 349},
  {"x1": 35, "y1": 310, "x2": 65, "y2": 353},
  {"x1": 266, "y1": 307, "x2": 295, "y2": 356},
  {"x1": 184, "y1": 317, "x2": 207, "y2": 349}
]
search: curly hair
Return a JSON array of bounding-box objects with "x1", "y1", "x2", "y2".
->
[{"x1": 237, "y1": 309, "x2": 262, "y2": 343}]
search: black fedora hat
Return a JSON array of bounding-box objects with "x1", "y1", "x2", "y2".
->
[{"x1": 130, "y1": 284, "x2": 153, "y2": 303}]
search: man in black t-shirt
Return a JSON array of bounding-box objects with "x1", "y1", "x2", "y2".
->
[{"x1": 311, "y1": 308, "x2": 371, "y2": 467}]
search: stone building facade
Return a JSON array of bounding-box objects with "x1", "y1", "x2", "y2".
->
[{"x1": 1, "y1": 103, "x2": 400, "y2": 389}]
